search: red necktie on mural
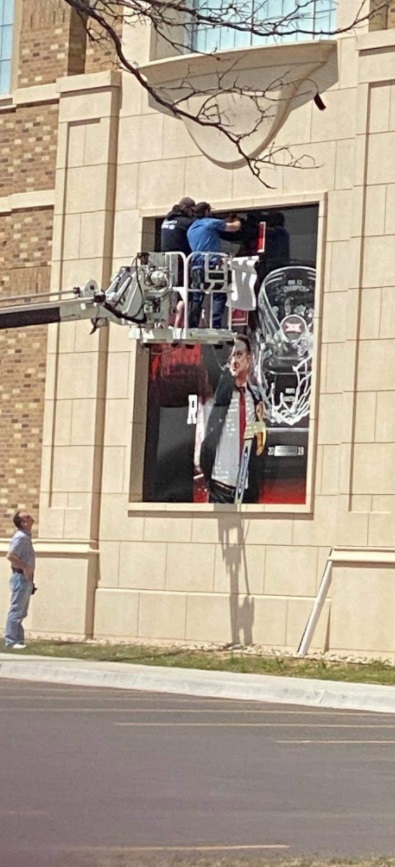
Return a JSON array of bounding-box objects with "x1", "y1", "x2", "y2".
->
[{"x1": 239, "y1": 387, "x2": 246, "y2": 456}]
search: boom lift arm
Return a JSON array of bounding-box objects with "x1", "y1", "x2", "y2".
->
[{"x1": 0, "y1": 252, "x2": 241, "y2": 345}]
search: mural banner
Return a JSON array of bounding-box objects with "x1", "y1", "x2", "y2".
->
[{"x1": 143, "y1": 205, "x2": 318, "y2": 505}]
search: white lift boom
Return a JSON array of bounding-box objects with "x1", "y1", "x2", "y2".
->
[{"x1": 0, "y1": 252, "x2": 239, "y2": 345}]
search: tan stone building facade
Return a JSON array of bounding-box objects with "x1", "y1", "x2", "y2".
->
[{"x1": 1, "y1": 0, "x2": 395, "y2": 658}]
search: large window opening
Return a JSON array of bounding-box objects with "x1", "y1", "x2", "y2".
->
[{"x1": 152, "y1": 203, "x2": 318, "y2": 264}]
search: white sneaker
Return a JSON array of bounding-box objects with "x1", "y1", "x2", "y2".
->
[{"x1": 12, "y1": 643, "x2": 26, "y2": 650}]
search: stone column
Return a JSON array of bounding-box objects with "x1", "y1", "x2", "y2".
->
[{"x1": 35, "y1": 71, "x2": 121, "y2": 639}]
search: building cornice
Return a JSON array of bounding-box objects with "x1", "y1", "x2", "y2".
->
[
  {"x1": 0, "y1": 189, "x2": 55, "y2": 214},
  {"x1": 0, "y1": 71, "x2": 122, "y2": 114},
  {"x1": 356, "y1": 28, "x2": 395, "y2": 53},
  {"x1": 14, "y1": 82, "x2": 58, "y2": 106}
]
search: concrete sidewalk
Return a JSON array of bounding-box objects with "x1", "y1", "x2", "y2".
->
[{"x1": 1, "y1": 652, "x2": 395, "y2": 712}]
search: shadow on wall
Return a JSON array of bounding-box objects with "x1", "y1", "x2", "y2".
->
[{"x1": 218, "y1": 515, "x2": 254, "y2": 645}]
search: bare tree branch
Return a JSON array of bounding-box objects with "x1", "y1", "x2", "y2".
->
[{"x1": 63, "y1": 0, "x2": 391, "y2": 184}]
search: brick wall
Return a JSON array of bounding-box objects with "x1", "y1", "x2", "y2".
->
[
  {"x1": 13, "y1": 103, "x2": 58, "y2": 194},
  {"x1": 0, "y1": 102, "x2": 58, "y2": 198},
  {"x1": 0, "y1": 111, "x2": 14, "y2": 198},
  {"x1": 18, "y1": 0, "x2": 123, "y2": 85},
  {"x1": 0, "y1": 208, "x2": 53, "y2": 536},
  {"x1": 85, "y1": 3, "x2": 123, "y2": 74},
  {"x1": 0, "y1": 1, "x2": 122, "y2": 537},
  {"x1": 0, "y1": 100, "x2": 57, "y2": 536},
  {"x1": 388, "y1": 4, "x2": 395, "y2": 28},
  {"x1": 18, "y1": 0, "x2": 86, "y2": 87},
  {"x1": 0, "y1": 0, "x2": 74, "y2": 536}
]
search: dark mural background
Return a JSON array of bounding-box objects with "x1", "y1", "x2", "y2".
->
[{"x1": 143, "y1": 204, "x2": 318, "y2": 505}]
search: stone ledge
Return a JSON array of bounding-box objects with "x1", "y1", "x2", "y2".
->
[
  {"x1": 357, "y1": 28, "x2": 395, "y2": 53},
  {"x1": 127, "y1": 501, "x2": 312, "y2": 515},
  {"x1": 140, "y1": 191, "x2": 327, "y2": 218},
  {"x1": 331, "y1": 546, "x2": 395, "y2": 565},
  {"x1": 13, "y1": 82, "x2": 58, "y2": 105},
  {"x1": 56, "y1": 70, "x2": 122, "y2": 94},
  {"x1": 0, "y1": 540, "x2": 98, "y2": 556},
  {"x1": 0, "y1": 189, "x2": 55, "y2": 214}
]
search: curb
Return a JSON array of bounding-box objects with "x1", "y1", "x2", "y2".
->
[{"x1": 0, "y1": 654, "x2": 395, "y2": 712}]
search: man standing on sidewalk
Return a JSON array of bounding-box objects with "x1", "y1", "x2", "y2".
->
[{"x1": 4, "y1": 511, "x2": 36, "y2": 649}]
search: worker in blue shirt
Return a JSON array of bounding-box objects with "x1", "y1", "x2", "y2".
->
[{"x1": 187, "y1": 202, "x2": 241, "y2": 329}]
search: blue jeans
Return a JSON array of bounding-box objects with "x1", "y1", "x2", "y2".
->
[
  {"x1": 189, "y1": 267, "x2": 228, "y2": 329},
  {"x1": 5, "y1": 571, "x2": 32, "y2": 646}
]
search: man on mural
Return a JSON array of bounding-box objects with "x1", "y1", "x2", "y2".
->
[
  {"x1": 160, "y1": 197, "x2": 196, "y2": 328},
  {"x1": 187, "y1": 202, "x2": 241, "y2": 329},
  {"x1": 4, "y1": 511, "x2": 37, "y2": 649},
  {"x1": 199, "y1": 336, "x2": 265, "y2": 503}
]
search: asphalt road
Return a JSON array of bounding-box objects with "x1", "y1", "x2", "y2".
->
[{"x1": 1, "y1": 678, "x2": 395, "y2": 867}]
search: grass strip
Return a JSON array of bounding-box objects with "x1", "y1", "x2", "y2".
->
[
  {"x1": 2, "y1": 640, "x2": 395, "y2": 686},
  {"x1": 51, "y1": 855, "x2": 395, "y2": 867}
]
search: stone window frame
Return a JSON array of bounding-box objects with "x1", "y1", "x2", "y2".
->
[
  {"x1": 128, "y1": 191, "x2": 327, "y2": 516},
  {"x1": 0, "y1": 0, "x2": 23, "y2": 102}
]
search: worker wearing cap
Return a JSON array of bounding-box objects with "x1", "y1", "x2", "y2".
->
[
  {"x1": 161, "y1": 197, "x2": 196, "y2": 327},
  {"x1": 161, "y1": 197, "x2": 196, "y2": 256},
  {"x1": 187, "y1": 202, "x2": 241, "y2": 329}
]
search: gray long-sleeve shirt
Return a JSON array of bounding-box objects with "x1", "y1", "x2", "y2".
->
[{"x1": 8, "y1": 529, "x2": 35, "y2": 571}]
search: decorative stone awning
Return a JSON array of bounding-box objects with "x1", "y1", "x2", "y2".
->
[{"x1": 140, "y1": 40, "x2": 338, "y2": 168}]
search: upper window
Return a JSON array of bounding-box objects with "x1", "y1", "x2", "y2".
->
[
  {"x1": 191, "y1": 0, "x2": 336, "y2": 53},
  {"x1": 0, "y1": 0, "x2": 13, "y2": 94}
]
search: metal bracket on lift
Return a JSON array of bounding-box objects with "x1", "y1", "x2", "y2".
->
[
  {"x1": 0, "y1": 252, "x2": 244, "y2": 347},
  {"x1": 128, "y1": 326, "x2": 236, "y2": 345}
]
